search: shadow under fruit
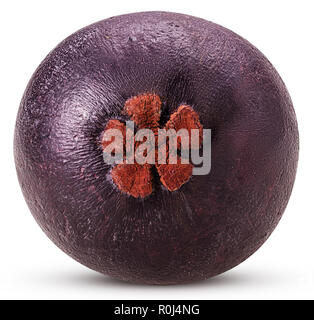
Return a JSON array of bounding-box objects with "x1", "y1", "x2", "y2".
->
[{"x1": 14, "y1": 12, "x2": 299, "y2": 285}]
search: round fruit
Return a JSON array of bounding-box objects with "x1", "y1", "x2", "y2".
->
[{"x1": 14, "y1": 12, "x2": 299, "y2": 284}]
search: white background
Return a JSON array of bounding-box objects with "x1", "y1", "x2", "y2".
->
[{"x1": 0, "y1": 0, "x2": 313, "y2": 300}]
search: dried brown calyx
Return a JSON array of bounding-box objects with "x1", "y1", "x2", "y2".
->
[{"x1": 101, "y1": 93, "x2": 203, "y2": 198}]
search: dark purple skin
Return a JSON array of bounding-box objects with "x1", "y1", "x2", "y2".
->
[{"x1": 14, "y1": 12, "x2": 298, "y2": 285}]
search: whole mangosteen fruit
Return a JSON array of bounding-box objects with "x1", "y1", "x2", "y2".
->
[{"x1": 14, "y1": 11, "x2": 299, "y2": 284}]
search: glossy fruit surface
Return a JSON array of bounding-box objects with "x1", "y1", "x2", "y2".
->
[{"x1": 14, "y1": 12, "x2": 299, "y2": 284}]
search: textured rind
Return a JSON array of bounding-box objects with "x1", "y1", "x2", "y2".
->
[{"x1": 14, "y1": 12, "x2": 299, "y2": 284}]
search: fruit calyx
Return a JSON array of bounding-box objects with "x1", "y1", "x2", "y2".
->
[{"x1": 101, "y1": 93, "x2": 203, "y2": 198}]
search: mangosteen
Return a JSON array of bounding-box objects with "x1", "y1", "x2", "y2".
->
[{"x1": 14, "y1": 11, "x2": 299, "y2": 284}]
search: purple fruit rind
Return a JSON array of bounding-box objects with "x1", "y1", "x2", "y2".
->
[{"x1": 14, "y1": 11, "x2": 299, "y2": 284}]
